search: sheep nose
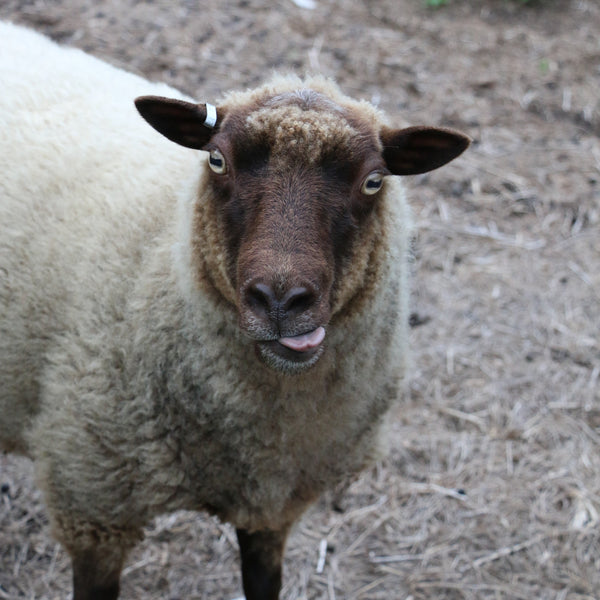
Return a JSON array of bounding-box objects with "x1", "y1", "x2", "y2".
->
[{"x1": 244, "y1": 281, "x2": 317, "y2": 323}]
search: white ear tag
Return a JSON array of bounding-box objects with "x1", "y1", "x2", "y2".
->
[{"x1": 204, "y1": 103, "x2": 217, "y2": 128}]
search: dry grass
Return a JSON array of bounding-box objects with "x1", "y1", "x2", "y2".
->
[{"x1": 1, "y1": 0, "x2": 599, "y2": 598}]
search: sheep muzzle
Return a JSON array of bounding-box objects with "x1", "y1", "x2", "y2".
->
[{"x1": 237, "y1": 246, "x2": 333, "y2": 374}]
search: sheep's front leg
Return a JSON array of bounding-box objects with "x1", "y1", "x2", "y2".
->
[
  {"x1": 236, "y1": 528, "x2": 288, "y2": 600},
  {"x1": 70, "y1": 546, "x2": 127, "y2": 600}
]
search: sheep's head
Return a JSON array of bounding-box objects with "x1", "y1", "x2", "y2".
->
[{"x1": 135, "y1": 79, "x2": 470, "y2": 375}]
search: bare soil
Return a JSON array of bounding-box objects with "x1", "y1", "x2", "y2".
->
[{"x1": 1, "y1": 1, "x2": 599, "y2": 599}]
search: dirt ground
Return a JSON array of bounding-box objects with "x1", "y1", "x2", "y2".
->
[{"x1": 1, "y1": 1, "x2": 599, "y2": 599}]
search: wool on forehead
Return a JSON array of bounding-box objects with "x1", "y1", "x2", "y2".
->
[
  {"x1": 245, "y1": 103, "x2": 361, "y2": 164},
  {"x1": 265, "y1": 88, "x2": 345, "y2": 113},
  {"x1": 218, "y1": 74, "x2": 382, "y2": 118},
  {"x1": 217, "y1": 74, "x2": 388, "y2": 164}
]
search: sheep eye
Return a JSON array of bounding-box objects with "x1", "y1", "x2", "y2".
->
[
  {"x1": 361, "y1": 172, "x2": 384, "y2": 195},
  {"x1": 208, "y1": 149, "x2": 227, "y2": 174}
]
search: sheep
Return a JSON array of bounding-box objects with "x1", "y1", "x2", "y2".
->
[{"x1": 0, "y1": 21, "x2": 470, "y2": 600}]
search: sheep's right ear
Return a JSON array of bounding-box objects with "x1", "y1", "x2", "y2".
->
[{"x1": 134, "y1": 96, "x2": 224, "y2": 150}]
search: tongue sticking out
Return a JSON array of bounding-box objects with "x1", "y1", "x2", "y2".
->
[{"x1": 278, "y1": 326, "x2": 326, "y2": 352}]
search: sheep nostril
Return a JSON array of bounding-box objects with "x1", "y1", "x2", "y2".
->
[
  {"x1": 282, "y1": 287, "x2": 315, "y2": 317},
  {"x1": 245, "y1": 282, "x2": 276, "y2": 315}
]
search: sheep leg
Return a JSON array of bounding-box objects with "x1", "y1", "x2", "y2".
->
[
  {"x1": 71, "y1": 548, "x2": 124, "y2": 600},
  {"x1": 236, "y1": 528, "x2": 287, "y2": 600}
]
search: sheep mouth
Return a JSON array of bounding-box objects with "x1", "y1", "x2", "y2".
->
[{"x1": 255, "y1": 326, "x2": 326, "y2": 373}]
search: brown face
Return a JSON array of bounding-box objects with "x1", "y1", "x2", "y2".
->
[
  {"x1": 134, "y1": 83, "x2": 471, "y2": 375},
  {"x1": 203, "y1": 98, "x2": 388, "y2": 374}
]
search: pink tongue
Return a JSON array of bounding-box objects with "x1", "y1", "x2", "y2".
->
[{"x1": 279, "y1": 326, "x2": 326, "y2": 352}]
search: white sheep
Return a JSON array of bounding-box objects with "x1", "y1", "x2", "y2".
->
[{"x1": 0, "y1": 21, "x2": 469, "y2": 600}]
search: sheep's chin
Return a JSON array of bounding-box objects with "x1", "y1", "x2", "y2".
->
[{"x1": 255, "y1": 340, "x2": 325, "y2": 375}]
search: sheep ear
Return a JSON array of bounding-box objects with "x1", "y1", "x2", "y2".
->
[
  {"x1": 380, "y1": 126, "x2": 471, "y2": 176},
  {"x1": 134, "y1": 96, "x2": 224, "y2": 150}
]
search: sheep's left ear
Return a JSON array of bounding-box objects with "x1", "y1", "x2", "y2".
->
[
  {"x1": 134, "y1": 96, "x2": 224, "y2": 150},
  {"x1": 380, "y1": 126, "x2": 471, "y2": 176}
]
